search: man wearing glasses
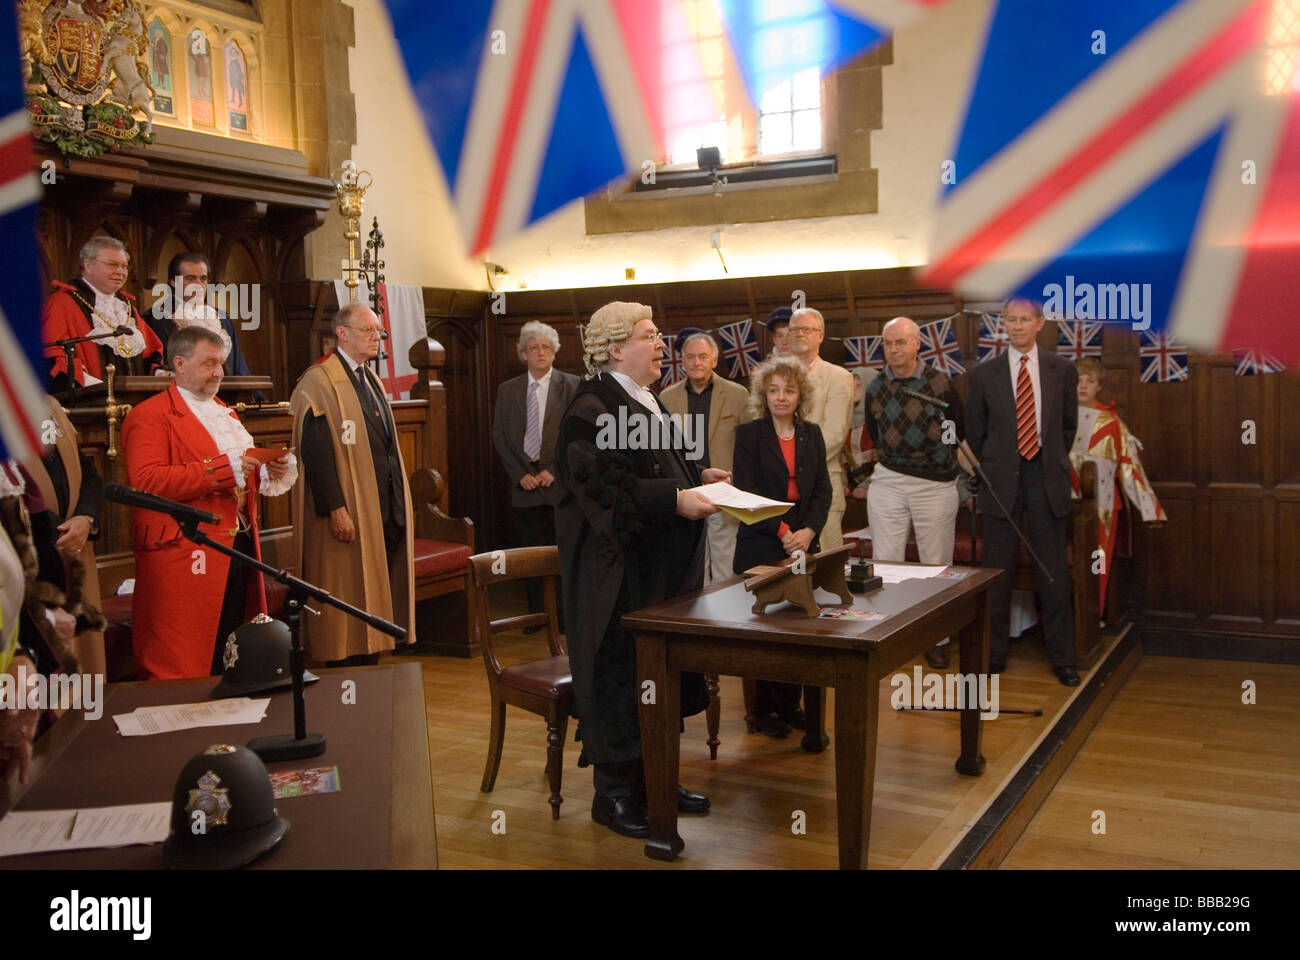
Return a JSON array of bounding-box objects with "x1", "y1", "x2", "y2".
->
[
  {"x1": 788, "y1": 307, "x2": 854, "y2": 549},
  {"x1": 491, "y1": 321, "x2": 579, "y2": 624},
  {"x1": 291, "y1": 303, "x2": 415, "y2": 666},
  {"x1": 556, "y1": 301, "x2": 725, "y2": 839},
  {"x1": 42, "y1": 236, "x2": 164, "y2": 390}
]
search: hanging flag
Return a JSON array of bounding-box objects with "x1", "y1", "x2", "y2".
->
[
  {"x1": 1138, "y1": 330, "x2": 1190, "y2": 382},
  {"x1": 1233, "y1": 348, "x2": 1286, "y2": 376},
  {"x1": 918, "y1": 317, "x2": 966, "y2": 375},
  {"x1": 0, "y1": 3, "x2": 47, "y2": 463},
  {"x1": 660, "y1": 336, "x2": 684, "y2": 388},
  {"x1": 1055, "y1": 320, "x2": 1105, "y2": 361},
  {"x1": 922, "y1": 0, "x2": 1300, "y2": 364},
  {"x1": 976, "y1": 312, "x2": 1009, "y2": 363},
  {"x1": 715, "y1": 318, "x2": 761, "y2": 379},
  {"x1": 843, "y1": 334, "x2": 885, "y2": 370},
  {"x1": 382, "y1": 0, "x2": 948, "y2": 254}
]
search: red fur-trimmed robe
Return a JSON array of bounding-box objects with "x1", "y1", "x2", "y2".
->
[
  {"x1": 42, "y1": 279, "x2": 164, "y2": 386},
  {"x1": 121, "y1": 383, "x2": 268, "y2": 679}
]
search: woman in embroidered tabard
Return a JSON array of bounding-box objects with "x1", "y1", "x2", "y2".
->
[
  {"x1": 732, "y1": 356, "x2": 832, "y2": 739},
  {"x1": 41, "y1": 237, "x2": 164, "y2": 392},
  {"x1": 1071, "y1": 358, "x2": 1166, "y2": 618}
]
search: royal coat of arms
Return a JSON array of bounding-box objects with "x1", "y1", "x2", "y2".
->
[{"x1": 20, "y1": 0, "x2": 156, "y2": 156}]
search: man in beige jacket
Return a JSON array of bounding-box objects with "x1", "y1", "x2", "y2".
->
[
  {"x1": 789, "y1": 308, "x2": 854, "y2": 549},
  {"x1": 660, "y1": 329, "x2": 752, "y2": 583}
]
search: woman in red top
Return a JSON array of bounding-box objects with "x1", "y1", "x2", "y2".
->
[{"x1": 732, "y1": 357, "x2": 832, "y2": 738}]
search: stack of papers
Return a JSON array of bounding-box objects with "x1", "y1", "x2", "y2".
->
[
  {"x1": 0, "y1": 803, "x2": 171, "y2": 857},
  {"x1": 871, "y1": 563, "x2": 950, "y2": 585},
  {"x1": 690, "y1": 482, "x2": 793, "y2": 525},
  {"x1": 113, "y1": 697, "x2": 270, "y2": 736}
]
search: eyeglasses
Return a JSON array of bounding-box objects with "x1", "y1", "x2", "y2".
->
[
  {"x1": 94, "y1": 259, "x2": 130, "y2": 270},
  {"x1": 344, "y1": 325, "x2": 384, "y2": 336},
  {"x1": 789, "y1": 325, "x2": 822, "y2": 335},
  {"x1": 629, "y1": 330, "x2": 664, "y2": 345}
]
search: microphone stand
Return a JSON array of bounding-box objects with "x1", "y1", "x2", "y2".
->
[
  {"x1": 958, "y1": 439, "x2": 1055, "y2": 584},
  {"x1": 177, "y1": 520, "x2": 406, "y2": 762},
  {"x1": 44, "y1": 329, "x2": 129, "y2": 393}
]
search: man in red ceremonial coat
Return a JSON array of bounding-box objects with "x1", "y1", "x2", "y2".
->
[
  {"x1": 42, "y1": 237, "x2": 164, "y2": 390},
  {"x1": 121, "y1": 326, "x2": 296, "y2": 679}
]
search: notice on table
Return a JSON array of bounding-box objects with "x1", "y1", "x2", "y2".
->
[
  {"x1": 113, "y1": 697, "x2": 269, "y2": 736},
  {"x1": 0, "y1": 803, "x2": 171, "y2": 857}
]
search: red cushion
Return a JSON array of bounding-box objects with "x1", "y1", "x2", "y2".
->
[
  {"x1": 412, "y1": 539, "x2": 473, "y2": 580},
  {"x1": 100, "y1": 593, "x2": 133, "y2": 626},
  {"x1": 499, "y1": 655, "x2": 572, "y2": 699}
]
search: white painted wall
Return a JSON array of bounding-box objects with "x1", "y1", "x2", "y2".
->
[{"x1": 346, "y1": 0, "x2": 992, "y2": 292}]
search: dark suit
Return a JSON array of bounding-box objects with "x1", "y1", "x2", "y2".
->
[
  {"x1": 965, "y1": 347, "x2": 1078, "y2": 667},
  {"x1": 732, "y1": 416, "x2": 832, "y2": 573},
  {"x1": 491, "y1": 368, "x2": 580, "y2": 612},
  {"x1": 301, "y1": 351, "x2": 406, "y2": 558},
  {"x1": 731, "y1": 415, "x2": 832, "y2": 720}
]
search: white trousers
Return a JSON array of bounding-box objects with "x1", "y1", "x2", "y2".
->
[
  {"x1": 820, "y1": 467, "x2": 846, "y2": 551},
  {"x1": 867, "y1": 465, "x2": 959, "y2": 645},
  {"x1": 703, "y1": 510, "x2": 740, "y2": 586}
]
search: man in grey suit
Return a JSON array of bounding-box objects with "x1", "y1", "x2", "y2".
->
[
  {"x1": 491, "y1": 321, "x2": 580, "y2": 619},
  {"x1": 660, "y1": 329, "x2": 752, "y2": 583},
  {"x1": 965, "y1": 297, "x2": 1080, "y2": 685}
]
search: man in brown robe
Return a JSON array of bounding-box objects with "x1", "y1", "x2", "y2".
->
[
  {"x1": 290, "y1": 304, "x2": 414, "y2": 664},
  {"x1": 20, "y1": 396, "x2": 105, "y2": 677}
]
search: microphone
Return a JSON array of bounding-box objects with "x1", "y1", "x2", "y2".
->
[
  {"x1": 113, "y1": 325, "x2": 135, "y2": 337},
  {"x1": 900, "y1": 386, "x2": 949, "y2": 408},
  {"x1": 104, "y1": 483, "x2": 221, "y2": 527}
]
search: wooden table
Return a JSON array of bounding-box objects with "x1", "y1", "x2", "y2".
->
[
  {"x1": 0, "y1": 662, "x2": 436, "y2": 869},
  {"x1": 627, "y1": 564, "x2": 1000, "y2": 870}
]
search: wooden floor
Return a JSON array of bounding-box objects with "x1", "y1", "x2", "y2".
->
[
  {"x1": 1001, "y1": 655, "x2": 1300, "y2": 869},
  {"x1": 391, "y1": 585, "x2": 1300, "y2": 869}
]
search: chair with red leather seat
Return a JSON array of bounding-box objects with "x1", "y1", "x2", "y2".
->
[{"x1": 467, "y1": 545, "x2": 572, "y2": 819}]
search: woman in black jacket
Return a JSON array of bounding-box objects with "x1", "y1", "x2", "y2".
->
[{"x1": 732, "y1": 357, "x2": 832, "y2": 737}]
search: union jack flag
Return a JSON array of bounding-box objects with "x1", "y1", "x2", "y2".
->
[
  {"x1": 917, "y1": 317, "x2": 966, "y2": 376},
  {"x1": 843, "y1": 335, "x2": 884, "y2": 370},
  {"x1": 1138, "y1": 330, "x2": 1190, "y2": 382},
  {"x1": 382, "y1": 0, "x2": 950, "y2": 254},
  {"x1": 1055, "y1": 320, "x2": 1105, "y2": 361},
  {"x1": 1233, "y1": 348, "x2": 1286, "y2": 376},
  {"x1": 715, "y1": 319, "x2": 761, "y2": 379},
  {"x1": 976, "y1": 313, "x2": 1009, "y2": 363},
  {"x1": 660, "y1": 337, "x2": 684, "y2": 388},
  {"x1": 0, "y1": 5, "x2": 46, "y2": 463},
  {"x1": 922, "y1": 0, "x2": 1300, "y2": 365}
]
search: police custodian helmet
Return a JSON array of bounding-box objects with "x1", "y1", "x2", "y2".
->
[
  {"x1": 211, "y1": 614, "x2": 319, "y2": 699},
  {"x1": 162, "y1": 744, "x2": 289, "y2": 869}
]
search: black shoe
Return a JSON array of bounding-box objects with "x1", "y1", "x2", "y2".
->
[
  {"x1": 988, "y1": 659, "x2": 1006, "y2": 674},
  {"x1": 677, "y1": 785, "x2": 710, "y2": 814},
  {"x1": 755, "y1": 713, "x2": 792, "y2": 739},
  {"x1": 924, "y1": 644, "x2": 950, "y2": 669},
  {"x1": 1054, "y1": 665, "x2": 1081, "y2": 686},
  {"x1": 591, "y1": 795, "x2": 649, "y2": 838},
  {"x1": 777, "y1": 708, "x2": 806, "y2": 731}
]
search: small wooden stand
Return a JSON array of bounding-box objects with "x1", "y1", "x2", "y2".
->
[{"x1": 744, "y1": 544, "x2": 855, "y2": 617}]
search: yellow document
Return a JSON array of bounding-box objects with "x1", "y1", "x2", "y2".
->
[{"x1": 690, "y1": 482, "x2": 793, "y2": 525}]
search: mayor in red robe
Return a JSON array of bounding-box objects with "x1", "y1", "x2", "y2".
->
[
  {"x1": 121, "y1": 327, "x2": 296, "y2": 679},
  {"x1": 41, "y1": 238, "x2": 163, "y2": 390}
]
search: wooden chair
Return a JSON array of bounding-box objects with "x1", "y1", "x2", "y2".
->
[{"x1": 467, "y1": 546, "x2": 572, "y2": 819}]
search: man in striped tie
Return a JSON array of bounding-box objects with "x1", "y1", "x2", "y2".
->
[
  {"x1": 491, "y1": 322, "x2": 579, "y2": 625},
  {"x1": 965, "y1": 298, "x2": 1080, "y2": 686}
]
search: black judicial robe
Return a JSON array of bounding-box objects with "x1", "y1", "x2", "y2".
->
[{"x1": 555, "y1": 373, "x2": 708, "y2": 766}]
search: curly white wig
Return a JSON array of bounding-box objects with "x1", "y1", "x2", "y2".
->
[
  {"x1": 517, "y1": 320, "x2": 560, "y2": 361},
  {"x1": 581, "y1": 301, "x2": 652, "y2": 378}
]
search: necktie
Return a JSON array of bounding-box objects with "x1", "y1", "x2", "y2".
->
[
  {"x1": 1016, "y1": 355, "x2": 1040, "y2": 459},
  {"x1": 359, "y1": 365, "x2": 390, "y2": 437},
  {"x1": 524, "y1": 380, "x2": 542, "y2": 461}
]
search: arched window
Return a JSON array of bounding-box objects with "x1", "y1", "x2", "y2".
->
[
  {"x1": 225, "y1": 40, "x2": 250, "y2": 132},
  {"x1": 187, "y1": 27, "x2": 216, "y2": 126},
  {"x1": 148, "y1": 19, "x2": 174, "y2": 116}
]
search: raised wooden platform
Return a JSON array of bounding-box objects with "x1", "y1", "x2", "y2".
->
[{"x1": 399, "y1": 587, "x2": 1144, "y2": 869}]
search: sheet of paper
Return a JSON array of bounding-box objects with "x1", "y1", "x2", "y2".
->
[
  {"x1": 113, "y1": 697, "x2": 269, "y2": 736},
  {"x1": 689, "y1": 482, "x2": 793, "y2": 525},
  {"x1": 0, "y1": 803, "x2": 170, "y2": 858},
  {"x1": 871, "y1": 562, "x2": 950, "y2": 584}
]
